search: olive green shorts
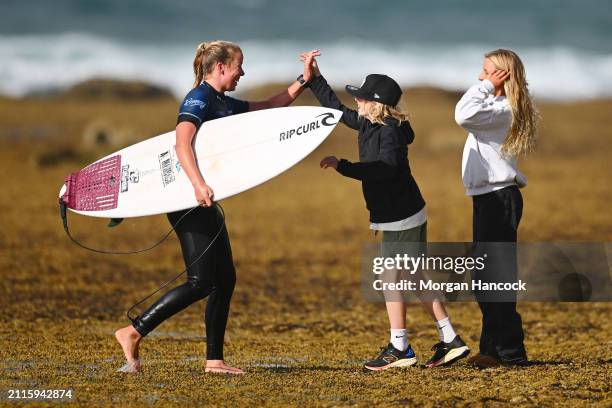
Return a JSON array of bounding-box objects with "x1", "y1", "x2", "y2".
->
[
  {"x1": 382, "y1": 221, "x2": 427, "y2": 243},
  {"x1": 381, "y1": 221, "x2": 427, "y2": 258}
]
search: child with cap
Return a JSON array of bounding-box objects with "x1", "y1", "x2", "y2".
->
[{"x1": 299, "y1": 49, "x2": 470, "y2": 370}]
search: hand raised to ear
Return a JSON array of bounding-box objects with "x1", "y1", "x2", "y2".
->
[{"x1": 486, "y1": 69, "x2": 510, "y2": 88}]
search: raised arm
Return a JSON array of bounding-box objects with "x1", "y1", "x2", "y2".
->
[
  {"x1": 300, "y1": 50, "x2": 361, "y2": 130},
  {"x1": 248, "y1": 80, "x2": 308, "y2": 111},
  {"x1": 247, "y1": 55, "x2": 315, "y2": 111},
  {"x1": 455, "y1": 70, "x2": 510, "y2": 132}
]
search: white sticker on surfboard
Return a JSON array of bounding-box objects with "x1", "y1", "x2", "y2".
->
[{"x1": 58, "y1": 106, "x2": 342, "y2": 218}]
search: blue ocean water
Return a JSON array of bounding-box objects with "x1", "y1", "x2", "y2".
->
[{"x1": 1, "y1": 0, "x2": 611, "y2": 99}]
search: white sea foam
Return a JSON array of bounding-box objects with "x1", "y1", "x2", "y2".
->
[{"x1": 1, "y1": 33, "x2": 611, "y2": 100}]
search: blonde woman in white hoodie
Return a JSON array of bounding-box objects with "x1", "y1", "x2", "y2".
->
[{"x1": 455, "y1": 49, "x2": 538, "y2": 368}]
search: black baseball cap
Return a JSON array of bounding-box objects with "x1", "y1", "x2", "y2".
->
[{"x1": 345, "y1": 74, "x2": 402, "y2": 106}]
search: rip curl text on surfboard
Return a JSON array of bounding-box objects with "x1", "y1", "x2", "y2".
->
[
  {"x1": 279, "y1": 120, "x2": 321, "y2": 141},
  {"x1": 279, "y1": 112, "x2": 338, "y2": 142}
]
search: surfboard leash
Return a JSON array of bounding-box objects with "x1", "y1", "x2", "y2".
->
[
  {"x1": 125, "y1": 204, "x2": 227, "y2": 323},
  {"x1": 58, "y1": 199, "x2": 227, "y2": 323},
  {"x1": 58, "y1": 198, "x2": 201, "y2": 255}
]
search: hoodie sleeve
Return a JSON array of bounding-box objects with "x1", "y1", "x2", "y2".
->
[
  {"x1": 336, "y1": 126, "x2": 404, "y2": 181},
  {"x1": 309, "y1": 75, "x2": 362, "y2": 130},
  {"x1": 455, "y1": 79, "x2": 506, "y2": 131}
]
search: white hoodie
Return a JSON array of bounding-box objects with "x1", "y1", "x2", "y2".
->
[{"x1": 455, "y1": 79, "x2": 527, "y2": 196}]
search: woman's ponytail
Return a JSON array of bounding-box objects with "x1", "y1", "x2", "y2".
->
[{"x1": 192, "y1": 42, "x2": 208, "y2": 88}]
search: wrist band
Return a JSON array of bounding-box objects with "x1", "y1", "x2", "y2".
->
[{"x1": 296, "y1": 74, "x2": 310, "y2": 88}]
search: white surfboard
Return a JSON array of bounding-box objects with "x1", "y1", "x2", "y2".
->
[{"x1": 59, "y1": 106, "x2": 342, "y2": 218}]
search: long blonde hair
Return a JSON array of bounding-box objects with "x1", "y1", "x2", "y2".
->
[
  {"x1": 485, "y1": 49, "x2": 538, "y2": 156},
  {"x1": 364, "y1": 100, "x2": 410, "y2": 126},
  {"x1": 192, "y1": 41, "x2": 242, "y2": 88}
]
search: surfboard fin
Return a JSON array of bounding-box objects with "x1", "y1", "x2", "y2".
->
[{"x1": 108, "y1": 218, "x2": 124, "y2": 228}]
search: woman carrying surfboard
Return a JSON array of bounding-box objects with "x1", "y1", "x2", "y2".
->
[
  {"x1": 455, "y1": 49, "x2": 537, "y2": 368},
  {"x1": 115, "y1": 40, "x2": 314, "y2": 374},
  {"x1": 300, "y1": 50, "x2": 470, "y2": 370}
]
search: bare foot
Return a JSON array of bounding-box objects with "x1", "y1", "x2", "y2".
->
[
  {"x1": 117, "y1": 360, "x2": 141, "y2": 373},
  {"x1": 205, "y1": 360, "x2": 245, "y2": 375},
  {"x1": 115, "y1": 325, "x2": 142, "y2": 372}
]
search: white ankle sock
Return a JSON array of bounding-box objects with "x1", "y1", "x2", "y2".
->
[
  {"x1": 436, "y1": 317, "x2": 456, "y2": 343},
  {"x1": 390, "y1": 328, "x2": 408, "y2": 351}
]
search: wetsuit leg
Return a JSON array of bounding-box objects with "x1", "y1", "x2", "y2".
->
[
  {"x1": 131, "y1": 206, "x2": 235, "y2": 360},
  {"x1": 204, "y1": 222, "x2": 236, "y2": 360}
]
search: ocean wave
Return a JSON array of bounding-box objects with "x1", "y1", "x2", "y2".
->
[{"x1": 1, "y1": 33, "x2": 611, "y2": 100}]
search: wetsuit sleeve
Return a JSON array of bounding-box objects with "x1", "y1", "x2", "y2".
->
[
  {"x1": 336, "y1": 127, "x2": 403, "y2": 181},
  {"x1": 309, "y1": 75, "x2": 362, "y2": 130},
  {"x1": 226, "y1": 96, "x2": 250, "y2": 115},
  {"x1": 177, "y1": 91, "x2": 209, "y2": 128}
]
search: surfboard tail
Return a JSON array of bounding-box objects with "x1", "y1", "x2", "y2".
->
[{"x1": 61, "y1": 154, "x2": 122, "y2": 212}]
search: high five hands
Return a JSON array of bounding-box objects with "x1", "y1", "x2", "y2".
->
[
  {"x1": 299, "y1": 49, "x2": 338, "y2": 171},
  {"x1": 299, "y1": 49, "x2": 321, "y2": 82}
]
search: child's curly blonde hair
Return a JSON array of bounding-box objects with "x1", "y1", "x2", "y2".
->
[{"x1": 362, "y1": 99, "x2": 410, "y2": 125}]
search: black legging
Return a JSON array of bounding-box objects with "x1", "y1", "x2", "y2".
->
[
  {"x1": 132, "y1": 205, "x2": 236, "y2": 360},
  {"x1": 472, "y1": 185, "x2": 526, "y2": 363}
]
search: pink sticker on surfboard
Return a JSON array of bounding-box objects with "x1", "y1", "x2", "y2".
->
[{"x1": 62, "y1": 155, "x2": 122, "y2": 211}]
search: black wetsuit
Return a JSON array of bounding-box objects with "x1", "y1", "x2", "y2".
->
[{"x1": 131, "y1": 82, "x2": 249, "y2": 360}]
